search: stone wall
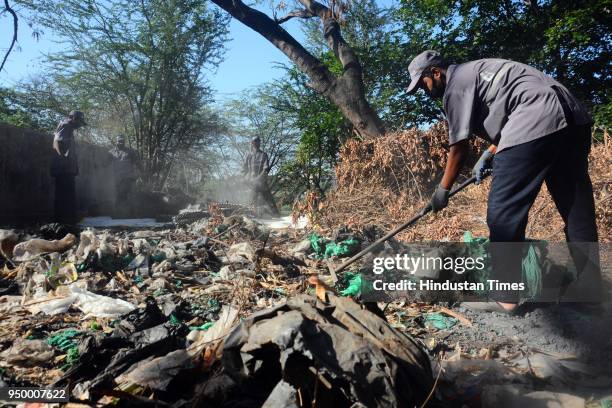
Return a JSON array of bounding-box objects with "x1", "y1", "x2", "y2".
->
[{"x1": 0, "y1": 123, "x2": 115, "y2": 225}]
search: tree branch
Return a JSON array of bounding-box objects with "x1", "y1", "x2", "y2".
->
[
  {"x1": 275, "y1": 9, "x2": 315, "y2": 24},
  {"x1": 294, "y1": 0, "x2": 328, "y2": 19},
  {"x1": 211, "y1": 0, "x2": 384, "y2": 138},
  {"x1": 296, "y1": 0, "x2": 362, "y2": 77},
  {"x1": 323, "y1": 17, "x2": 362, "y2": 76},
  {"x1": 210, "y1": 0, "x2": 335, "y2": 95},
  {"x1": 1, "y1": 0, "x2": 18, "y2": 74}
]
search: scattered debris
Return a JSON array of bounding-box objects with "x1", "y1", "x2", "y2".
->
[
  {"x1": 12, "y1": 233, "x2": 77, "y2": 261},
  {"x1": 1, "y1": 338, "x2": 55, "y2": 366},
  {"x1": 0, "y1": 198, "x2": 610, "y2": 407},
  {"x1": 222, "y1": 293, "x2": 433, "y2": 407}
]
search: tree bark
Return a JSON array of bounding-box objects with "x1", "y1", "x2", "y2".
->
[{"x1": 210, "y1": 0, "x2": 385, "y2": 138}]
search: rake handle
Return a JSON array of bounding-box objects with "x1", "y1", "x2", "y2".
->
[{"x1": 330, "y1": 175, "x2": 480, "y2": 278}]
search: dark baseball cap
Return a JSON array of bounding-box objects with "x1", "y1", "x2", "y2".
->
[{"x1": 406, "y1": 50, "x2": 444, "y2": 95}]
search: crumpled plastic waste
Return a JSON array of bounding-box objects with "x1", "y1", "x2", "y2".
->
[
  {"x1": 187, "y1": 305, "x2": 238, "y2": 347},
  {"x1": 227, "y1": 242, "x2": 257, "y2": 263},
  {"x1": 0, "y1": 229, "x2": 19, "y2": 259},
  {"x1": 338, "y1": 271, "x2": 371, "y2": 297},
  {"x1": 25, "y1": 282, "x2": 136, "y2": 318},
  {"x1": 463, "y1": 231, "x2": 544, "y2": 299},
  {"x1": 222, "y1": 293, "x2": 432, "y2": 407},
  {"x1": 424, "y1": 312, "x2": 458, "y2": 330},
  {"x1": 13, "y1": 233, "x2": 77, "y2": 261},
  {"x1": 115, "y1": 349, "x2": 194, "y2": 391},
  {"x1": 309, "y1": 233, "x2": 360, "y2": 259},
  {"x1": 0, "y1": 339, "x2": 55, "y2": 366},
  {"x1": 46, "y1": 253, "x2": 78, "y2": 288},
  {"x1": 0, "y1": 216, "x2": 440, "y2": 407}
]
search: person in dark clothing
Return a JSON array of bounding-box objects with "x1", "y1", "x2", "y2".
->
[
  {"x1": 51, "y1": 110, "x2": 86, "y2": 224},
  {"x1": 109, "y1": 135, "x2": 140, "y2": 217},
  {"x1": 243, "y1": 137, "x2": 279, "y2": 217},
  {"x1": 407, "y1": 50, "x2": 600, "y2": 312}
]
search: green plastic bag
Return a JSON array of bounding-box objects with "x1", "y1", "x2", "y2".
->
[
  {"x1": 338, "y1": 271, "x2": 373, "y2": 297},
  {"x1": 309, "y1": 233, "x2": 360, "y2": 259},
  {"x1": 425, "y1": 313, "x2": 457, "y2": 330},
  {"x1": 189, "y1": 322, "x2": 214, "y2": 331},
  {"x1": 47, "y1": 329, "x2": 81, "y2": 370},
  {"x1": 339, "y1": 272, "x2": 363, "y2": 297},
  {"x1": 324, "y1": 238, "x2": 360, "y2": 258},
  {"x1": 463, "y1": 231, "x2": 543, "y2": 299},
  {"x1": 309, "y1": 233, "x2": 328, "y2": 257}
]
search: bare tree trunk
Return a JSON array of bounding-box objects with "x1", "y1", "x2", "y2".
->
[{"x1": 210, "y1": 0, "x2": 385, "y2": 138}]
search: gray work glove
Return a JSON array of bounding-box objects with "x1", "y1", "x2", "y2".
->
[
  {"x1": 430, "y1": 184, "x2": 450, "y2": 212},
  {"x1": 472, "y1": 149, "x2": 494, "y2": 184}
]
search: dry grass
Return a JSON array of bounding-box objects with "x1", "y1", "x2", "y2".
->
[{"x1": 316, "y1": 125, "x2": 611, "y2": 242}]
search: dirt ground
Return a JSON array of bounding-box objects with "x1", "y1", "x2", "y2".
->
[{"x1": 381, "y1": 251, "x2": 612, "y2": 406}]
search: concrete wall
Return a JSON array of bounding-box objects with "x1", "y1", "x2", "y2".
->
[{"x1": 0, "y1": 123, "x2": 115, "y2": 225}]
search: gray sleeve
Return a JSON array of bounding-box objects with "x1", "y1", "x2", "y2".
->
[
  {"x1": 54, "y1": 121, "x2": 70, "y2": 142},
  {"x1": 243, "y1": 153, "x2": 251, "y2": 174},
  {"x1": 263, "y1": 152, "x2": 271, "y2": 173},
  {"x1": 444, "y1": 81, "x2": 477, "y2": 145}
]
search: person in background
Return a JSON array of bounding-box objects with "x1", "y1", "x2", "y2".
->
[
  {"x1": 243, "y1": 137, "x2": 279, "y2": 217},
  {"x1": 51, "y1": 110, "x2": 86, "y2": 224},
  {"x1": 108, "y1": 134, "x2": 140, "y2": 217}
]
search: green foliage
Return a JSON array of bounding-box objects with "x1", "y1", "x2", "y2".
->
[
  {"x1": 303, "y1": 0, "x2": 419, "y2": 129},
  {"x1": 17, "y1": 0, "x2": 229, "y2": 189},
  {"x1": 592, "y1": 101, "x2": 612, "y2": 140},
  {"x1": 271, "y1": 0, "x2": 412, "y2": 200},
  {"x1": 395, "y1": 0, "x2": 611, "y2": 120},
  {"x1": 277, "y1": 0, "x2": 610, "y2": 204},
  {"x1": 270, "y1": 66, "x2": 351, "y2": 200},
  {"x1": 0, "y1": 87, "x2": 56, "y2": 131}
]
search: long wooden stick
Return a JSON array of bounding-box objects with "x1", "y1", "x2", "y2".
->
[{"x1": 329, "y1": 175, "x2": 480, "y2": 280}]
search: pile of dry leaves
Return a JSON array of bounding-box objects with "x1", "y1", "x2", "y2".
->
[{"x1": 317, "y1": 124, "x2": 611, "y2": 242}]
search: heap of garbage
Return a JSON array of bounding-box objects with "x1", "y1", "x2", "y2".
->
[
  {"x1": 0, "y1": 210, "x2": 439, "y2": 407},
  {"x1": 1, "y1": 203, "x2": 611, "y2": 406}
]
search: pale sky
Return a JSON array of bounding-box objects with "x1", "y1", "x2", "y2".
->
[
  {"x1": 1, "y1": 1, "x2": 397, "y2": 101},
  {"x1": 0, "y1": 6, "x2": 305, "y2": 101}
]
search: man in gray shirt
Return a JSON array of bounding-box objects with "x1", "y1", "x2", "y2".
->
[
  {"x1": 243, "y1": 137, "x2": 279, "y2": 217},
  {"x1": 407, "y1": 50, "x2": 598, "y2": 312},
  {"x1": 109, "y1": 135, "x2": 140, "y2": 217},
  {"x1": 51, "y1": 110, "x2": 86, "y2": 224}
]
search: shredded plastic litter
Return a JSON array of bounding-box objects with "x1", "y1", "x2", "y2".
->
[
  {"x1": 425, "y1": 313, "x2": 458, "y2": 330},
  {"x1": 47, "y1": 329, "x2": 81, "y2": 370},
  {"x1": 463, "y1": 231, "x2": 543, "y2": 300},
  {"x1": 189, "y1": 322, "x2": 214, "y2": 331},
  {"x1": 309, "y1": 233, "x2": 360, "y2": 259}
]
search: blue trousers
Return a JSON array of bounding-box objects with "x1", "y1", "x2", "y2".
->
[{"x1": 487, "y1": 124, "x2": 598, "y2": 302}]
